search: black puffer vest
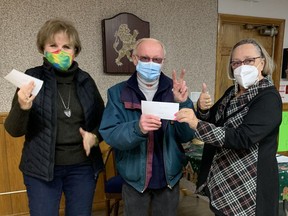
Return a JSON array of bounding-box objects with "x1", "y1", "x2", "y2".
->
[{"x1": 19, "y1": 62, "x2": 104, "y2": 181}]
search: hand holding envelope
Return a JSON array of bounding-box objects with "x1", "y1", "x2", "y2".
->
[
  {"x1": 139, "y1": 113, "x2": 162, "y2": 134},
  {"x1": 4, "y1": 69, "x2": 43, "y2": 110},
  {"x1": 174, "y1": 108, "x2": 198, "y2": 130},
  {"x1": 141, "y1": 101, "x2": 179, "y2": 120},
  {"x1": 140, "y1": 101, "x2": 180, "y2": 134},
  {"x1": 16, "y1": 81, "x2": 37, "y2": 110}
]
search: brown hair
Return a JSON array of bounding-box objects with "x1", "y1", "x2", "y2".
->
[{"x1": 36, "y1": 18, "x2": 82, "y2": 57}]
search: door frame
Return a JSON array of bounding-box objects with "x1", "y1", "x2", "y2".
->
[{"x1": 216, "y1": 13, "x2": 286, "y2": 108}]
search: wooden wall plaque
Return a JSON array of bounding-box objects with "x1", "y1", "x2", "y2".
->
[{"x1": 102, "y1": 12, "x2": 150, "y2": 74}]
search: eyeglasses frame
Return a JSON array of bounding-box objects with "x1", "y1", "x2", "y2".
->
[
  {"x1": 135, "y1": 55, "x2": 164, "y2": 64},
  {"x1": 230, "y1": 56, "x2": 262, "y2": 69}
]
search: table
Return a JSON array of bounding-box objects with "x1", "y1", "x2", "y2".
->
[{"x1": 183, "y1": 142, "x2": 288, "y2": 203}]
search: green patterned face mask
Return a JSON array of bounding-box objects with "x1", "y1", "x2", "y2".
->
[{"x1": 44, "y1": 50, "x2": 73, "y2": 71}]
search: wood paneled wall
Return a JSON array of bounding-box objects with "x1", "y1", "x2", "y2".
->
[{"x1": 0, "y1": 112, "x2": 106, "y2": 215}]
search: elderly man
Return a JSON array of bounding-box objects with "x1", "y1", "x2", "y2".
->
[{"x1": 99, "y1": 38, "x2": 195, "y2": 216}]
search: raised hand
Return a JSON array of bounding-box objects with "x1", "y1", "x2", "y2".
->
[
  {"x1": 172, "y1": 69, "x2": 188, "y2": 103},
  {"x1": 198, "y1": 83, "x2": 212, "y2": 111}
]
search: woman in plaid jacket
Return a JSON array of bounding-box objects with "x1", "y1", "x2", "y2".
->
[{"x1": 175, "y1": 38, "x2": 282, "y2": 216}]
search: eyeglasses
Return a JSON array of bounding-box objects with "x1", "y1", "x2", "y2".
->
[
  {"x1": 136, "y1": 55, "x2": 164, "y2": 64},
  {"x1": 230, "y1": 56, "x2": 261, "y2": 69}
]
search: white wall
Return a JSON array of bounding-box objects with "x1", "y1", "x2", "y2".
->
[{"x1": 218, "y1": 0, "x2": 288, "y2": 48}]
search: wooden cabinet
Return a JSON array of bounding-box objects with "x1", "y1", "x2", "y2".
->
[{"x1": 0, "y1": 113, "x2": 106, "y2": 215}]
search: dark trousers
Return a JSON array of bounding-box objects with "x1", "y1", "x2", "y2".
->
[
  {"x1": 23, "y1": 164, "x2": 96, "y2": 216},
  {"x1": 122, "y1": 182, "x2": 180, "y2": 216}
]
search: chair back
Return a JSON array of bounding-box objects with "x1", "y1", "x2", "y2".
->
[{"x1": 100, "y1": 141, "x2": 123, "y2": 216}]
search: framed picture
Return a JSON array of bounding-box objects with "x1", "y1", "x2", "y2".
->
[
  {"x1": 102, "y1": 12, "x2": 150, "y2": 74},
  {"x1": 280, "y1": 48, "x2": 288, "y2": 107},
  {"x1": 282, "y1": 48, "x2": 288, "y2": 79}
]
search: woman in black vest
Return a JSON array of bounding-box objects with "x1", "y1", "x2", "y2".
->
[{"x1": 5, "y1": 18, "x2": 104, "y2": 216}]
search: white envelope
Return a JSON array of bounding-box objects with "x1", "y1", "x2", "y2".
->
[
  {"x1": 4, "y1": 69, "x2": 43, "y2": 96},
  {"x1": 141, "y1": 100, "x2": 179, "y2": 120}
]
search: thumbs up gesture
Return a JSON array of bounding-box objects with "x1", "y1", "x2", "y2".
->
[{"x1": 198, "y1": 83, "x2": 212, "y2": 111}]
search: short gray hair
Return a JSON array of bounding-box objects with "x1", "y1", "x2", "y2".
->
[{"x1": 132, "y1": 38, "x2": 166, "y2": 57}]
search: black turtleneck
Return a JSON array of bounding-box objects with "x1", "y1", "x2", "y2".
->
[{"x1": 54, "y1": 64, "x2": 90, "y2": 165}]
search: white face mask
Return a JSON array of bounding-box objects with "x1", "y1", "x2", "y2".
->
[{"x1": 233, "y1": 65, "x2": 259, "y2": 89}]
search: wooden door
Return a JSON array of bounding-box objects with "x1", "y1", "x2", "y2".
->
[{"x1": 215, "y1": 14, "x2": 285, "y2": 101}]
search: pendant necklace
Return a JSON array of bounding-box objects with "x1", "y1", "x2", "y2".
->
[{"x1": 58, "y1": 86, "x2": 71, "y2": 118}]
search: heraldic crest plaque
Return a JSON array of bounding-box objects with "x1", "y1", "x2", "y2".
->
[{"x1": 102, "y1": 12, "x2": 150, "y2": 74}]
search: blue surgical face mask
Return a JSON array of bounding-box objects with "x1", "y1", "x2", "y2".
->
[{"x1": 136, "y1": 60, "x2": 162, "y2": 82}]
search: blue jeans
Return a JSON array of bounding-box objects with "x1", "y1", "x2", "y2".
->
[{"x1": 23, "y1": 164, "x2": 96, "y2": 216}]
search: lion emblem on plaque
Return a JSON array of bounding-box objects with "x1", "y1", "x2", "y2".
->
[{"x1": 113, "y1": 24, "x2": 139, "y2": 66}]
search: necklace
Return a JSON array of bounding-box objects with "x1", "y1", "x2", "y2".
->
[{"x1": 58, "y1": 86, "x2": 71, "y2": 117}]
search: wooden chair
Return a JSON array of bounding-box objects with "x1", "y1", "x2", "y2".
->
[{"x1": 100, "y1": 141, "x2": 124, "y2": 216}]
